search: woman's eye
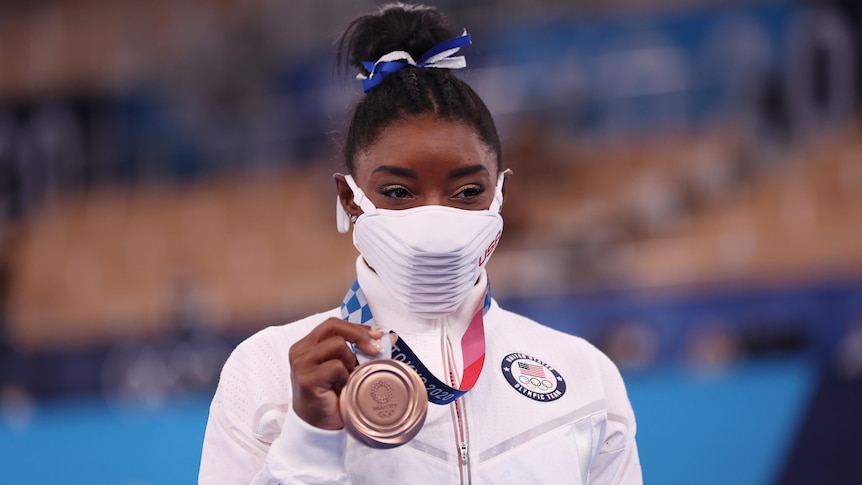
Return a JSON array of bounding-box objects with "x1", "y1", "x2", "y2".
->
[
  {"x1": 454, "y1": 185, "x2": 484, "y2": 199},
  {"x1": 381, "y1": 186, "x2": 412, "y2": 199}
]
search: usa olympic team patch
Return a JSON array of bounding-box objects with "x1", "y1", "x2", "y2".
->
[{"x1": 501, "y1": 353, "x2": 566, "y2": 402}]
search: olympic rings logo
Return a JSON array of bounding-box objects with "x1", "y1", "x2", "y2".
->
[{"x1": 517, "y1": 374, "x2": 554, "y2": 392}]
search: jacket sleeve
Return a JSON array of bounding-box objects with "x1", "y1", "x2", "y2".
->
[
  {"x1": 588, "y1": 353, "x2": 642, "y2": 484},
  {"x1": 198, "y1": 327, "x2": 350, "y2": 484}
]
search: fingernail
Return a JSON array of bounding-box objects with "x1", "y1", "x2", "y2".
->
[{"x1": 370, "y1": 338, "x2": 383, "y2": 353}]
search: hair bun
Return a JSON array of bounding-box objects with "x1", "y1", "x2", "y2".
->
[{"x1": 340, "y1": 2, "x2": 456, "y2": 75}]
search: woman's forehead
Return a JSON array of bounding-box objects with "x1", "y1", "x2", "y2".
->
[{"x1": 353, "y1": 117, "x2": 496, "y2": 180}]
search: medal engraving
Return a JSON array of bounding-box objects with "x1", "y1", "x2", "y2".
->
[{"x1": 340, "y1": 359, "x2": 428, "y2": 448}]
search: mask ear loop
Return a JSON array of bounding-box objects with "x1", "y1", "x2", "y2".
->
[
  {"x1": 488, "y1": 168, "x2": 512, "y2": 214},
  {"x1": 344, "y1": 175, "x2": 378, "y2": 214},
  {"x1": 336, "y1": 196, "x2": 351, "y2": 234},
  {"x1": 337, "y1": 175, "x2": 378, "y2": 233}
]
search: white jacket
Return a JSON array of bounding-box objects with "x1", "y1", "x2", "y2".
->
[{"x1": 200, "y1": 258, "x2": 641, "y2": 484}]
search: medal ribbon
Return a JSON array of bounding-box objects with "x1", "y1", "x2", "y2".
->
[{"x1": 341, "y1": 279, "x2": 490, "y2": 405}]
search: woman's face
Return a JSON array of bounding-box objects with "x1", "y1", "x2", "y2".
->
[{"x1": 335, "y1": 116, "x2": 506, "y2": 215}]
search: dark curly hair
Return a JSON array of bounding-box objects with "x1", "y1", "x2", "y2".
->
[{"x1": 337, "y1": 2, "x2": 502, "y2": 173}]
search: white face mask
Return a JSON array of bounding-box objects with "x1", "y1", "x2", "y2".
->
[{"x1": 337, "y1": 171, "x2": 507, "y2": 318}]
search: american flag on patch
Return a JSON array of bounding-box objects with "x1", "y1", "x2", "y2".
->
[{"x1": 518, "y1": 361, "x2": 546, "y2": 378}]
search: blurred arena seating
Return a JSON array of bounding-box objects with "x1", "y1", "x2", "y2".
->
[
  {"x1": 6, "y1": 123, "x2": 862, "y2": 352},
  {"x1": 490, "y1": 125, "x2": 862, "y2": 294},
  {"x1": 8, "y1": 168, "x2": 357, "y2": 351}
]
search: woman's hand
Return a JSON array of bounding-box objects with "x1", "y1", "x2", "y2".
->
[{"x1": 288, "y1": 318, "x2": 385, "y2": 430}]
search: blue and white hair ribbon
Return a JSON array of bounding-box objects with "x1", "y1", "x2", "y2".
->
[{"x1": 356, "y1": 31, "x2": 472, "y2": 92}]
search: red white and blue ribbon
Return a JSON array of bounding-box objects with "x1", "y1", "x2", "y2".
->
[
  {"x1": 341, "y1": 279, "x2": 489, "y2": 405},
  {"x1": 356, "y1": 31, "x2": 472, "y2": 92}
]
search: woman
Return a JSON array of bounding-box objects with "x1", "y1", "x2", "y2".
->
[{"x1": 199, "y1": 3, "x2": 641, "y2": 483}]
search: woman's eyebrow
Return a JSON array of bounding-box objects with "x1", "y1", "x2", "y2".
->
[
  {"x1": 448, "y1": 164, "x2": 488, "y2": 179},
  {"x1": 371, "y1": 165, "x2": 418, "y2": 178}
]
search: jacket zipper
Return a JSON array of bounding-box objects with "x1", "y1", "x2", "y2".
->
[
  {"x1": 453, "y1": 394, "x2": 470, "y2": 485},
  {"x1": 442, "y1": 330, "x2": 471, "y2": 484}
]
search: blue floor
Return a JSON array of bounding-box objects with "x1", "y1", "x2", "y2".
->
[
  {"x1": 0, "y1": 395, "x2": 214, "y2": 485},
  {"x1": 0, "y1": 357, "x2": 815, "y2": 484},
  {"x1": 627, "y1": 357, "x2": 816, "y2": 485}
]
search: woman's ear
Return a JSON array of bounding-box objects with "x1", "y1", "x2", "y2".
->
[
  {"x1": 333, "y1": 173, "x2": 362, "y2": 213},
  {"x1": 333, "y1": 173, "x2": 360, "y2": 233}
]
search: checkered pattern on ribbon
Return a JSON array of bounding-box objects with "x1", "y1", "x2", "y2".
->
[{"x1": 340, "y1": 279, "x2": 376, "y2": 325}]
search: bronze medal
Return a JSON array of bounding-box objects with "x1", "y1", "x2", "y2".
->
[{"x1": 340, "y1": 358, "x2": 428, "y2": 448}]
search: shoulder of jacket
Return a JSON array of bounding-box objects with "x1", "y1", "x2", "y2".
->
[{"x1": 210, "y1": 308, "x2": 341, "y2": 436}]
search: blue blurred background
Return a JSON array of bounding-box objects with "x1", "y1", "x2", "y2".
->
[{"x1": 1, "y1": 0, "x2": 861, "y2": 483}]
